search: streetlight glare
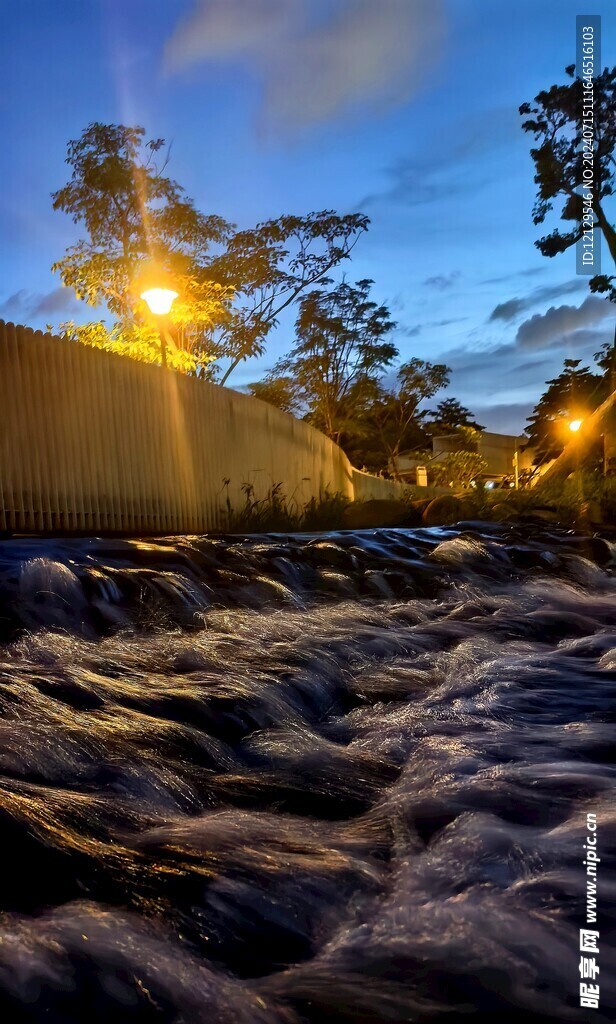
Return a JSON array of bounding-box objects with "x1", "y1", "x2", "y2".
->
[
  {"x1": 569, "y1": 419, "x2": 583, "y2": 432},
  {"x1": 141, "y1": 287, "x2": 178, "y2": 316}
]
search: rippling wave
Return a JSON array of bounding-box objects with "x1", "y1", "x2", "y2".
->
[{"x1": 0, "y1": 523, "x2": 614, "y2": 1021}]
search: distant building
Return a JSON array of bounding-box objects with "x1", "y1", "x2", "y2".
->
[
  {"x1": 394, "y1": 431, "x2": 537, "y2": 485},
  {"x1": 433, "y1": 431, "x2": 535, "y2": 478}
]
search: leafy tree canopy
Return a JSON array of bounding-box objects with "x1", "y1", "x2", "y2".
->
[
  {"x1": 250, "y1": 280, "x2": 451, "y2": 476},
  {"x1": 595, "y1": 332, "x2": 616, "y2": 377},
  {"x1": 430, "y1": 450, "x2": 488, "y2": 488},
  {"x1": 520, "y1": 65, "x2": 616, "y2": 300},
  {"x1": 52, "y1": 123, "x2": 368, "y2": 377},
  {"x1": 364, "y1": 359, "x2": 450, "y2": 478},
  {"x1": 252, "y1": 279, "x2": 398, "y2": 445},
  {"x1": 426, "y1": 398, "x2": 484, "y2": 435},
  {"x1": 247, "y1": 376, "x2": 301, "y2": 417},
  {"x1": 525, "y1": 357, "x2": 607, "y2": 463}
]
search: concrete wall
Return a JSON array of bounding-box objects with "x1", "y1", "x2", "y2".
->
[
  {"x1": 352, "y1": 469, "x2": 407, "y2": 502},
  {"x1": 478, "y1": 432, "x2": 533, "y2": 476},
  {"x1": 432, "y1": 432, "x2": 534, "y2": 477},
  {"x1": 0, "y1": 321, "x2": 404, "y2": 534}
]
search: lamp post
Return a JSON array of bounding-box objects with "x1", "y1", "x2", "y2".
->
[{"x1": 140, "y1": 287, "x2": 178, "y2": 369}]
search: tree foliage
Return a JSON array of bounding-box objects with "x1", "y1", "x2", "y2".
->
[
  {"x1": 52, "y1": 124, "x2": 230, "y2": 373},
  {"x1": 425, "y1": 398, "x2": 484, "y2": 434},
  {"x1": 247, "y1": 376, "x2": 301, "y2": 416},
  {"x1": 253, "y1": 279, "x2": 398, "y2": 444},
  {"x1": 595, "y1": 332, "x2": 616, "y2": 378},
  {"x1": 55, "y1": 319, "x2": 200, "y2": 374},
  {"x1": 525, "y1": 357, "x2": 607, "y2": 463},
  {"x1": 214, "y1": 213, "x2": 369, "y2": 383},
  {"x1": 430, "y1": 450, "x2": 488, "y2": 488},
  {"x1": 250, "y1": 282, "x2": 451, "y2": 474},
  {"x1": 520, "y1": 65, "x2": 616, "y2": 300},
  {"x1": 364, "y1": 359, "x2": 450, "y2": 478},
  {"x1": 52, "y1": 123, "x2": 368, "y2": 376}
]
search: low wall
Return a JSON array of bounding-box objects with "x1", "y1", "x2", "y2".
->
[
  {"x1": 0, "y1": 321, "x2": 404, "y2": 534},
  {"x1": 352, "y1": 469, "x2": 405, "y2": 502}
]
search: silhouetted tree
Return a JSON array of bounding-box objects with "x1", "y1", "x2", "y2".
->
[
  {"x1": 246, "y1": 376, "x2": 301, "y2": 416},
  {"x1": 525, "y1": 358, "x2": 606, "y2": 463},
  {"x1": 520, "y1": 65, "x2": 616, "y2": 301},
  {"x1": 426, "y1": 398, "x2": 484, "y2": 434},
  {"x1": 251, "y1": 296, "x2": 451, "y2": 474},
  {"x1": 259, "y1": 279, "x2": 398, "y2": 446},
  {"x1": 595, "y1": 330, "x2": 616, "y2": 378},
  {"x1": 365, "y1": 360, "x2": 450, "y2": 479}
]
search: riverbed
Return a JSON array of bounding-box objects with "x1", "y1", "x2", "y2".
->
[{"x1": 0, "y1": 522, "x2": 614, "y2": 1021}]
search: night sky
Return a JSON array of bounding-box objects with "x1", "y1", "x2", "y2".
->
[{"x1": 1, "y1": 0, "x2": 614, "y2": 432}]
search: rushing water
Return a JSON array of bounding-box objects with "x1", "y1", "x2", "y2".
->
[{"x1": 0, "y1": 522, "x2": 614, "y2": 1022}]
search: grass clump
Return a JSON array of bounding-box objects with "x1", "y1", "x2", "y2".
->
[
  {"x1": 220, "y1": 481, "x2": 351, "y2": 532},
  {"x1": 475, "y1": 472, "x2": 616, "y2": 528}
]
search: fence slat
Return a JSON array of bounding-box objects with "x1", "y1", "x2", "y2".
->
[{"x1": 0, "y1": 320, "x2": 403, "y2": 534}]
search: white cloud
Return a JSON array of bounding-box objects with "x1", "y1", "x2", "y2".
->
[
  {"x1": 0, "y1": 287, "x2": 80, "y2": 322},
  {"x1": 423, "y1": 272, "x2": 461, "y2": 290},
  {"x1": 164, "y1": 0, "x2": 444, "y2": 130},
  {"x1": 489, "y1": 279, "x2": 587, "y2": 322},
  {"x1": 165, "y1": 0, "x2": 295, "y2": 68},
  {"x1": 515, "y1": 295, "x2": 614, "y2": 349}
]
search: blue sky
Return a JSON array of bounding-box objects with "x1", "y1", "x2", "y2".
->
[{"x1": 1, "y1": 0, "x2": 614, "y2": 432}]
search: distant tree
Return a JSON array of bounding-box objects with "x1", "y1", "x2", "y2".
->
[
  {"x1": 594, "y1": 328, "x2": 616, "y2": 472},
  {"x1": 520, "y1": 65, "x2": 616, "y2": 300},
  {"x1": 426, "y1": 398, "x2": 484, "y2": 434},
  {"x1": 525, "y1": 358, "x2": 606, "y2": 463},
  {"x1": 595, "y1": 331, "x2": 616, "y2": 379},
  {"x1": 246, "y1": 375, "x2": 301, "y2": 416},
  {"x1": 52, "y1": 123, "x2": 369, "y2": 376},
  {"x1": 251, "y1": 316, "x2": 450, "y2": 475},
  {"x1": 263, "y1": 279, "x2": 398, "y2": 445},
  {"x1": 365, "y1": 359, "x2": 450, "y2": 479}
]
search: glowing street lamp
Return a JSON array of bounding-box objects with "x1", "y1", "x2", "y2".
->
[
  {"x1": 569, "y1": 419, "x2": 583, "y2": 433},
  {"x1": 141, "y1": 287, "x2": 178, "y2": 317},
  {"x1": 140, "y1": 285, "x2": 178, "y2": 368}
]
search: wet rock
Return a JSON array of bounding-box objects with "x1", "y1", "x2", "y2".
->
[
  {"x1": 304, "y1": 541, "x2": 359, "y2": 571},
  {"x1": 490, "y1": 503, "x2": 513, "y2": 521},
  {"x1": 411, "y1": 497, "x2": 432, "y2": 515},
  {"x1": 509, "y1": 546, "x2": 558, "y2": 571},
  {"x1": 18, "y1": 558, "x2": 91, "y2": 632},
  {"x1": 342, "y1": 500, "x2": 421, "y2": 530},
  {"x1": 422, "y1": 495, "x2": 463, "y2": 526},
  {"x1": 558, "y1": 534, "x2": 613, "y2": 566},
  {"x1": 457, "y1": 499, "x2": 477, "y2": 520},
  {"x1": 518, "y1": 505, "x2": 562, "y2": 525}
]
